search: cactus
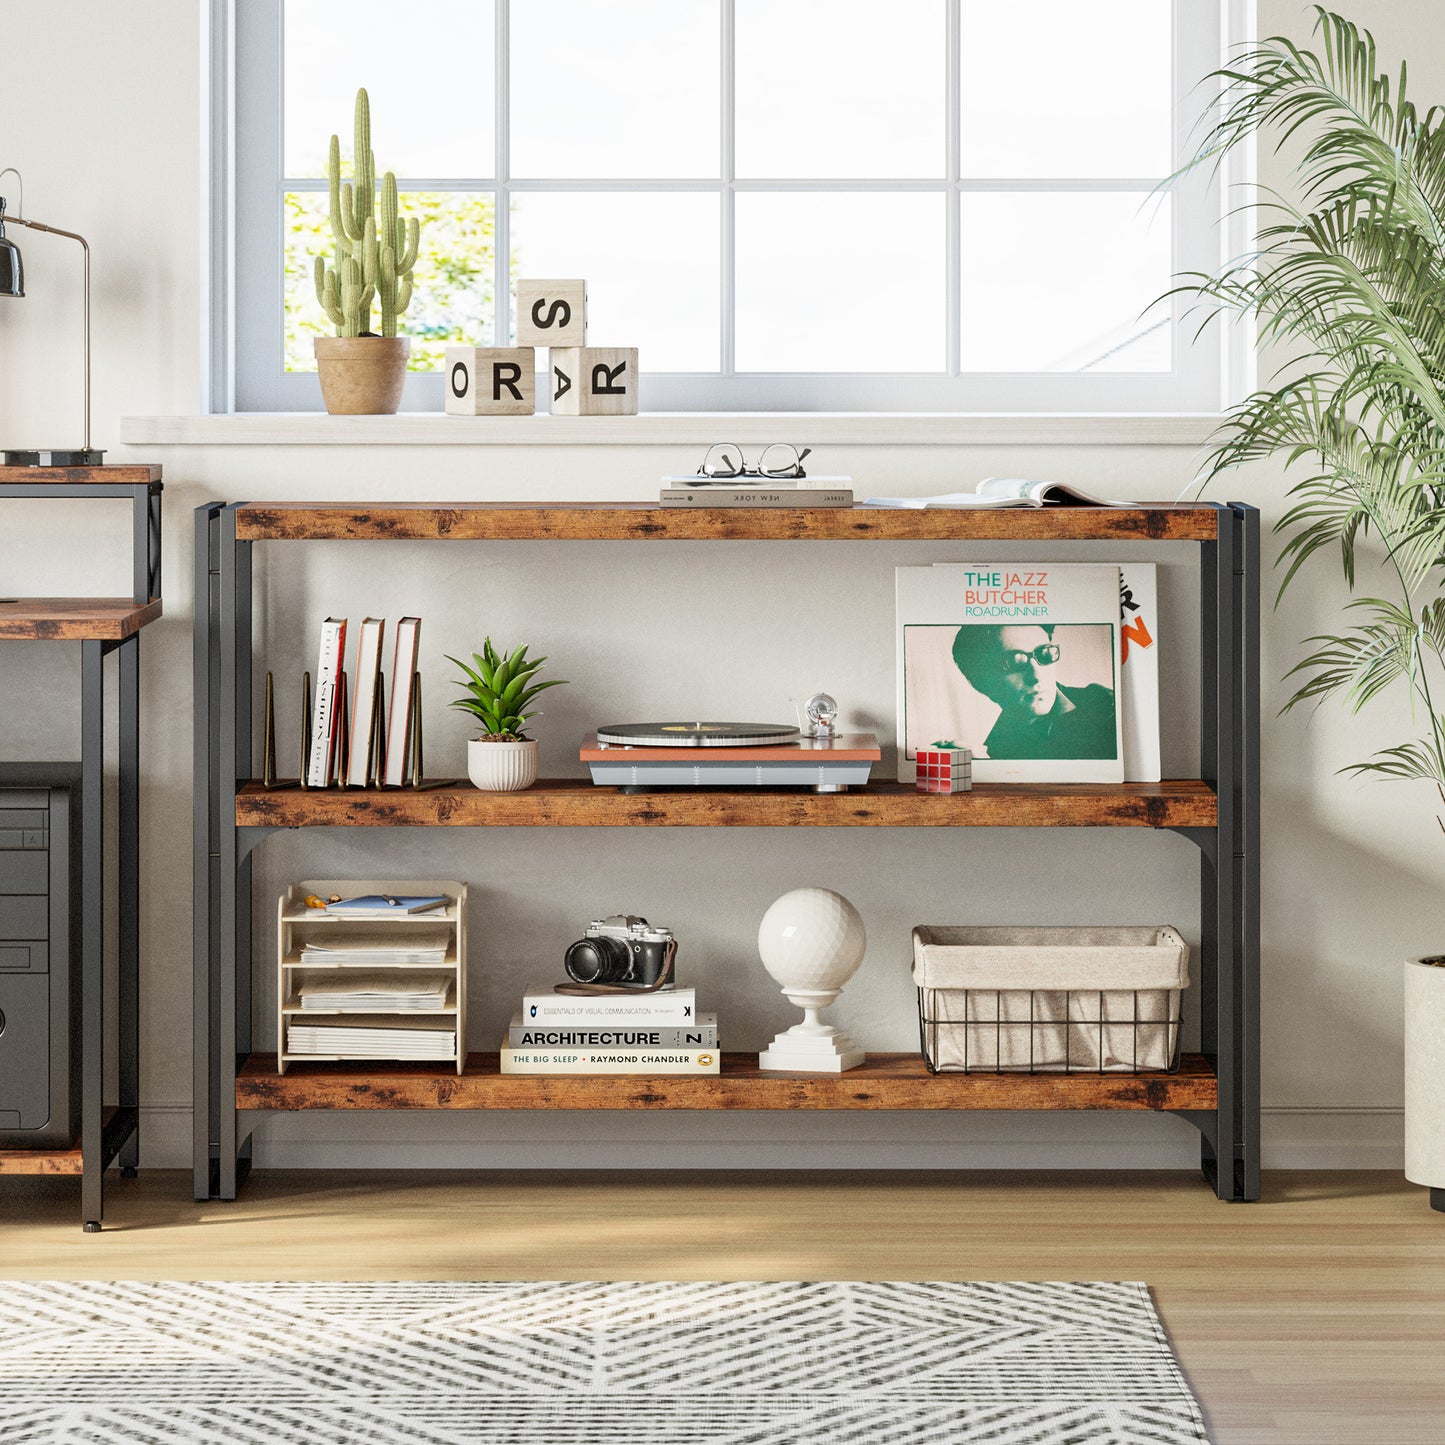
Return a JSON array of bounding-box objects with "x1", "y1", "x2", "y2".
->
[{"x1": 312, "y1": 89, "x2": 420, "y2": 338}]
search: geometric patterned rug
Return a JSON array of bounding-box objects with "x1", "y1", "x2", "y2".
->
[{"x1": 0, "y1": 1279, "x2": 1210, "y2": 1444}]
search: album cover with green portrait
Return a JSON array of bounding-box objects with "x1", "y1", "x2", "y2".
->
[{"x1": 896, "y1": 564, "x2": 1124, "y2": 785}]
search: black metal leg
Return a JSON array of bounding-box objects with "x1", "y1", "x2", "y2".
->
[
  {"x1": 80, "y1": 640, "x2": 105, "y2": 1231},
  {"x1": 118, "y1": 634, "x2": 140, "y2": 1175},
  {"x1": 1431, "y1": 1188, "x2": 1445, "y2": 1213},
  {"x1": 194, "y1": 504, "x2": 223, "y2": 1200},
  {"x1": 217, "y1": 507, "x2": 243, "y2": 1200}
]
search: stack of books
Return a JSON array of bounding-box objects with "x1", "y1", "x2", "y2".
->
[
  {"x1": 500, "y1": 982, "x2": 720, "y2": 1074},
  {"x1": 658, "y1": 476, "x2": 853, "y2": 509}
]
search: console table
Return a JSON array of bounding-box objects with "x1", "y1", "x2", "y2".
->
[
  {"x1": 194, "y1": 500, "x2": 1258, "y2": 1204},
  {"x1": 0, "y1": 465, "x2": 161, "y2": 1230}
]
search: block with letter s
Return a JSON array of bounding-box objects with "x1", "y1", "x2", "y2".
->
[
  {"x1": 550, "y1": 346, "x2": 639, "y2": 416},
  {"x1": 515, "y1": 279, "x2": 587, "y2": 347},
  {"x1": 444, "y1": 346, "x2": 536, "y2": 415}
]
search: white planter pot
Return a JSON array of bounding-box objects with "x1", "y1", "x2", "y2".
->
[
  {"x1": 467, "y1": 738, "x2": 538, "y2": 792},
  {"x1": 1404, "y1": 956, "x2": 1445, "y2": 1212}
]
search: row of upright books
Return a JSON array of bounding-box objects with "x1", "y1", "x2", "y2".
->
[{"x1": 499, "y1": 983, "x2": 720, "y2": 1075}]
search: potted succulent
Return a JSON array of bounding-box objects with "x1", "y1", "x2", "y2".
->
[
  {"x1": 448, "y1": 639, "x2": 568, "y2": 792},
  {"x1": 1176, "y1": 7, "x2": 1445, "y2": 1210},
  {"x1": 312, "y1": 88, "x2": 420, "y2": 414}
]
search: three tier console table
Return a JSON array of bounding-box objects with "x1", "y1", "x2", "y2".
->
[
  {"x1": 194, "y1": 500, "x2": 1258, "y2": 1204},
  {"x1": 0, "y1": 464, "x2": 161, "y2": 1230}
]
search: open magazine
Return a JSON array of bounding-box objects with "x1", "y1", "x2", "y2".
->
[{"x1": 863, "y1": 477, "x2": 1126, "y2": 509}]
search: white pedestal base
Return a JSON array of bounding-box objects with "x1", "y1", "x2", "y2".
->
[{"x1": 759, "y1": 1025, "x2": 865, "y2": 1073}]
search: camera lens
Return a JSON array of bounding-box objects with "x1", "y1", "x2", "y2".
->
[{"x1": 564, "y1": 934, "x2": 631, "y2": 985}]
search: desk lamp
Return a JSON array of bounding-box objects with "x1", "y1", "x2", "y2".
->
[{"x1": 0, "y1": 168, "x2": 103, "y2": 466}]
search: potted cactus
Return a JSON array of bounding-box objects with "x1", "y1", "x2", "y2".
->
[
  {"x1": 448, "y1": 640, "x2": 568, "y2": 792},
  {"x1": 312, "y1": 88, "x2": 420, "y2": 414}
]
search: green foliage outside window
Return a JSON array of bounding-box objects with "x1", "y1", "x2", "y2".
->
[{"x1": 285, "y1": 191, "x2": 509, "y2": 372}]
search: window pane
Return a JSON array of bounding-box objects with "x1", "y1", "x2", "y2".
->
[
  {"x1": 510, "y1": 193, "x2": 719, "y2": 370},
  {"x1": 960, "y1": 193, "x2": 1172, "y2": 372},
  {"x1": 286, "y1": 190, "x2": 498, "y2": 372},
  {"x1": 511, "y1": 1, "x2": 719, "y2": 179},
  {"x1": 736, "y1": 193, "x2": 945, "y2": 371},
  {"x1": 284, "y1": 0, "x2": 495, "y2": 178},
  {"x1": 960, "y1": 0, "x2": 1172, "y2": 178},
  {"x1": 735, "y1": 0, "x2": 945, "y2": 179}
]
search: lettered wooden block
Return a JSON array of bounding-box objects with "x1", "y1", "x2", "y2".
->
[
  {"x1": 515, "y1": 279, "x2": 587, "y2": 347},
  {"x1": 549, "y1": 347, "x2": 639, "y2": 416},
  {"x1": 444, "y1": 346, "x2": 536, "y2": 416}
]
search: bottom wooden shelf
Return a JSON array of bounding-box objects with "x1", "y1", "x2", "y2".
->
[
  {"x1": 0, "y1": 1106, "x2": 127, "y2": 1175},
  {"x1": 237, "y1": 1052, "x2": 1217, "y2": 1112}
]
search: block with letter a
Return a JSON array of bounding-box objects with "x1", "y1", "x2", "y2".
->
[
  {"x1": 515, "y1": 279, "x2": 587, "y2": 347},
  {"x1": 550, "y1": 346, "x2": 639, "y2": 416},
  {"x1": 444, "y1": 346, "x2": 536, "y2": 416}
]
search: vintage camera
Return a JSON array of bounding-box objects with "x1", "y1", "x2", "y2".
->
[{"x1": 564, "y1": 915, "x2": 677, "y2": 989}]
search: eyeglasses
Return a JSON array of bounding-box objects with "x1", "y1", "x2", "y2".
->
[
  {"x1": 1000, "y1": 643, "x2": 1061, "y2": 673},
  {"x1": 698, "y1": 443, "x2": 812, "y2": 481}
]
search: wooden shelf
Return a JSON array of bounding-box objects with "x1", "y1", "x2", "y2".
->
[
  {"x1": 237, "y1": 778, "x2": 1216, "y2": 830},
  {"x1": 233, "y1": 502, "x2": 1221, "y2": 544},
  {"x1": 0, "y1": 597, "x2": 162, "y2": 640},
  {"x1": 0, "y1": 1107, "x2": 125, "y2": 1175},
  {"x1": 237, "y1": 1051, "x2": 1217, "y2": 1112},
  {"x1": 0, "y1": 464, "x2": 161, "y2": 486}
]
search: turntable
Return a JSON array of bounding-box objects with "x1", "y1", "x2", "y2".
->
[{"x1": 582, "y1": 722, "x2": 880, "y2": 793}]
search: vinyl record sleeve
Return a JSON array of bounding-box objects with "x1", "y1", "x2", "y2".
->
[{"x1": 897, "y1": 564, "x2": 1124, "y2": 784}]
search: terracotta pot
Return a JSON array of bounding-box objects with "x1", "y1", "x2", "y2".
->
[
  {"x1": 467, "y1": 738, "x2": 538, "y2": 792},
  {"x1": 314, "y1": 336, "x2": 410, "y2": 415}
]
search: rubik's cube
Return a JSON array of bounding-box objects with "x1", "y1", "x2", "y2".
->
[{"x1": 916, "y1": 742, "x2": 973, "y2": 794}]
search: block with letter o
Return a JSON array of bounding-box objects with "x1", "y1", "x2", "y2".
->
[
  {"x1": 515, "y1": 279, "x2": 587, "y2": 347},
  {"x1": 550, "y1": 346, "x2": 639, "y2": 416},
  {"x1": 444, "y1": 346, "x2": 536, "y2": 416}
]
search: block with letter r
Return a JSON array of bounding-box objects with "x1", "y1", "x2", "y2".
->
[
  {"x1": 516, "y1": 279, "x2": 587, "y2": 347},
  {"x1": 444, "y1": 346, "x2": 536, "y2": 416},
  {"x1": 550, "y1": 347, "x2": 639, "y2": 416}
]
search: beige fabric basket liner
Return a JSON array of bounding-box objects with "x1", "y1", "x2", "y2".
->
[{"x1": 912, "y1": 925, "x2": 1189, "y2": 991}]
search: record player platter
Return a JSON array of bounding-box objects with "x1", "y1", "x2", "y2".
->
[{"x1": 595, "y1": 722, "x2": 800, "y2": 748}]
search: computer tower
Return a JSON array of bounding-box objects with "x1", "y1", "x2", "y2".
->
[{"x1": 0, "y1": 764, "x2": 81, "y2": 1150}]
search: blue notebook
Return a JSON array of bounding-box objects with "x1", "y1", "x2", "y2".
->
[{"x1": 322, "y1": 894, "x2": 448, "y2": 916}]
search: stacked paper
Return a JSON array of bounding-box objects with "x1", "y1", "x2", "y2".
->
[
  {"x1": 298, "y1": 973, "x2": 451, "y2": 1011},
  {"x1": 299, "y1": 930, "x2": 450, "y2": 967},
  {"x1": 286, "y1": 1019, "x2": 457, "y2": 1058}
]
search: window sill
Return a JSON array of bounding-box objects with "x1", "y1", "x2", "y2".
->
[{"x1": 119, "y1": 412, "x2": 1224, "y2": 448}]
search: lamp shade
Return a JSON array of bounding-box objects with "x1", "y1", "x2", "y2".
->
[{"x1": 0, "y1": 217, "x2": 22, "y2": 297}]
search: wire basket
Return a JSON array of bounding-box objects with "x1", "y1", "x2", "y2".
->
[{"x1": 912, "y1": 925, "x2": 1188, "y2": 1075}]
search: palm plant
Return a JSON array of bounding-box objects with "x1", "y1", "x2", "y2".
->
[
  {"x1": 1179, "y1": 6, "x2": 1445, "y2": 795},
  {"x1": 448, "y1": 639, "x2": 567, "y2": 742}
]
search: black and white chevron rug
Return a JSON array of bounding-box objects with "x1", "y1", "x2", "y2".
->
[{"x1": 0, "y1": 1279, "x2": 1209, "y2": 1444}]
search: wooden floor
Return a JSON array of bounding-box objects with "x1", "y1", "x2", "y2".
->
[{"x1": 3, "y1": 1169, "x2": 1442, "y2": 1444}]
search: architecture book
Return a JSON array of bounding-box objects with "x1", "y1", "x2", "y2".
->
[
  {"x1": 499, "y1": 1041, "x2": 720, "y2": 1075},
  {"x1": 521, "y1": 984, "x2": 698, "y2": 1024},
  {"x1": 896, "y1": 564, "x2": 1124, "y2": 784},
  {"x1": 508, "y1": 1013, "x2": 718, "y2": 1049}
]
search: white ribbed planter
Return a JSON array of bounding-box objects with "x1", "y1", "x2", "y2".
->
[
  {"x1": 1404, "y1": 957, "x2": 1445, "y2": 1213},
  {"x1": 466, "y1": 738, "x2": 538, "y2": 792}
]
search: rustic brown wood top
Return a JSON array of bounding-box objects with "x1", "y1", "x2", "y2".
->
[
  {"x1": 0, "y1": 465, "x2": 161, "y2": 485},
  {"x1": 0, "y1": 597, "x2": 162, "y2": 640},
  {"x1": 235, "y1": 778, "x2": 1216, "y2": 829},
  {"x1": 233, "y1": 502, "x2": 1220, "y2": 543},
  {"x1": 0, "y1": 1142, "x2": 84, "y2": 1174},
  {"x1": 236, "y1": 1051, "x2": 1218, "y2": 1112}
]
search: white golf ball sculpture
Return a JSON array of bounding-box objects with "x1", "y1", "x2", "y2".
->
[{"x1": 757, "y1": 887, "x2": 867, "y2": 1073}]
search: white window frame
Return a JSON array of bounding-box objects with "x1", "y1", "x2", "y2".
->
[{"x1": 215, "y1": 0, "x2": 1239, "y2": 415}]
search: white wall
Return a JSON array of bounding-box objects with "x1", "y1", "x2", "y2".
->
[{"x1": 1, "y1": 0, "x2": 1438, "y2": 1173}]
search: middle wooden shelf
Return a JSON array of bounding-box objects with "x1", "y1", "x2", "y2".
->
[{"x1": 236, "y1": 778, "x2": 1217, "y2": 829}]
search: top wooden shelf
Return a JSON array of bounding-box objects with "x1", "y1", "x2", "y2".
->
[
  {"x1": 0, "y1": 597, "x2": 162, "y2": 641},
  {"x1": 0, "y1": 465, "x2": 161, "y2": 486},
  {"x1": 232, "y1": 502, "x2": 1221, "y2": 543}
]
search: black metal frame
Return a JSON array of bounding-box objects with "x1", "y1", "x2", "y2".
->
[
  {"x1": 193, "y1": 500, "x2": 1260, "y2": 1203},
  {"x1": 0, "y1": 475, "x2": 154, "y2": 1230}
]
